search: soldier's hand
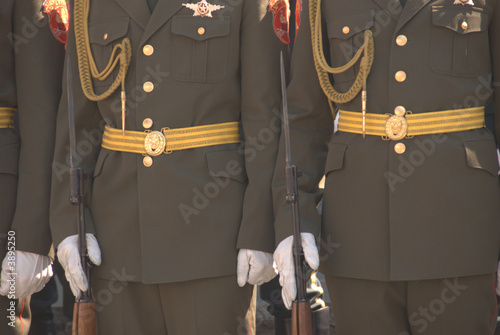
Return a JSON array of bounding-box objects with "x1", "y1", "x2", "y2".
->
[
  {"x1": 237, "y1": 249, "x2": 276, "y2": 287},
  {"x1": 57, "y1": 234, "x2": 101, "y2": 299},
  {"x1": 273, "y1": 233, "x2": 319, "y2": 310},
  {"x1": 0, "y1": 251, "x2": 53, "y2": 298}
]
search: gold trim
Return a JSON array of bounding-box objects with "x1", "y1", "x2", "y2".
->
[
  {"x1": 102, "y1": 121, "x2": 241, "y2": 154},
  {"x1": 385, "y1": 115, "x2": 408, "y2": 140},
  {"x1": 0, "y1": 108, "x2": 16, "y2": 129},
  {"x1": 338, "y1": 107, "x2": 485, "y2": 139},
  {"x1": 144, "y1": 131, "x2": 166, "y2": 156}
]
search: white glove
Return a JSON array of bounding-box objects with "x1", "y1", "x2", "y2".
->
[
  {"x1": 273, "y1": 233, "x2": 319, "y2": 309},
  {"x1": 0, "y1": 251, "x2": 53, "y2": 298},
  {"x1": 497, "y1": 149, "x2": 500, "y2": 175},
  {"x1": 57, "y1": 234, "x2": 101, "y2": 299},
  {"x1": 236, "y1": 249, "x2": 276, "y2": 287}
]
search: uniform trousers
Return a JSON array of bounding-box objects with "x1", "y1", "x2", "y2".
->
[
  {"x1": 326, "y1": 274, "x2": 497, "y2": 335},
  {"x1": 93, "y1": 274, "x2": 255, "y2": 335}
]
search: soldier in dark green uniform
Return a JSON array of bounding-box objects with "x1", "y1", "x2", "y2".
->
[
  {"x1": 51, "y1": 0, "x2": 285, "y2": 334},
  {"x1": 0, "y1": 0, "x2": 65, "y2": 334},
  {"x1": 273, "y1": 0, "x2": 500, "y2": 334}
]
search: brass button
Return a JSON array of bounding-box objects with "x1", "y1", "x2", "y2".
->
[
  {"x1": 143, "y1": 156, "x2": 153, "y2": 167},
  {"x1": 142, "y1": 118, "x2": 153, "y2": 129},
  {"x1": 394, "y1": 106, "x2": 406, "y2": 117},
  {"x1": 342, "y1": 26, "x2": 350, "y2": 34},
  {"x1": 394, "y1": 143, "x2": 406, "y2": 154},
  {"x1": 395, "y1": 71, "x2": 407, "y2": 82},
  {"x1": 461, "y1": 20, "x2": 468, "y2": 30},
  {"x1": 143, "y1": 45, "x2": 154, "y2": 56},
  {"x1": 198, "y1": 27, "x2": 206, "y2": 35},
  {"x1": 103, "y1": 33, "x2": 108, "y2": 40},
  {"x1": 396, "y1": 35, "x2": 407, "y2": 46},
  {"x1": 143, "y1": 81, "x2": 154, "y2": 93}
]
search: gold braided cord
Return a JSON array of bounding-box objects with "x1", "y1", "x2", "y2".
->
[
  {"x1": 74, "y1": 0, "x2": 131, "y2": 102},
  {"x1": 310, "y1": 0, "x2": 375, "y2": 116}
]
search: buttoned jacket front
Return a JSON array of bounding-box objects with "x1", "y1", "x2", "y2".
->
[
  {"x1": 51, "y1": 0, "x2": 286, "y2": 284},
  {"x1": 274, "y1": 0, "x2": 500, "y2": 281}
]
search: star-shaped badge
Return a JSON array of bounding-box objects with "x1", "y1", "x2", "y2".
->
[
  {"x1": 453, "y1": 0, "x2": 474, "y2": 5},
  {"x1": 182, "y1": 0, "x2": 224, "y2": 17}
]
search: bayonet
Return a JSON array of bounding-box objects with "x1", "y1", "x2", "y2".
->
[{"x1": 280, "y1": 51, "x2": 313, "y2": 335}]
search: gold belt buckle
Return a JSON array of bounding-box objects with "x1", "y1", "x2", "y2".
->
[
  {"x1": 385, "y1": 114, "x2": 408, "y2": 141},
  {"x1": 144, "y1": 130, "x2": 166, "y2": 156}
]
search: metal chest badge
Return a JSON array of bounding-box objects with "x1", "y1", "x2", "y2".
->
[
  {"x1": 182, "y1": 0, "x2": 224, "y2": 17},
  {"x1": 43, "y1": 0, "x2": 69, "y2": 44},
  {"x1": 454, "y1": 0, "x2": 474, "y2": 5}
]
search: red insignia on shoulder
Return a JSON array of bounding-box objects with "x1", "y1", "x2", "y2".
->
[
  {"x1": 269, "y1": 0, "x2": 291, "y2": 45},
  {"x1": 43, "y1": 0, "x2": 69, "y2": 45},
  {"x1": 295, "y1": 0, "x2": 302, "y2": 36}
]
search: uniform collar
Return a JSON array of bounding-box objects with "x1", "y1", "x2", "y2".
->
[
  {"x1": 114, "y1": 0, "x2": 184, "y2": 36},
  {"x1": 372, "y1": 0, "x2": 433, "y2": 31},
  {"x1": 114, "y1": 0, "x2": 151, "y2": 30},
  {"x1": 395, "y1": 0, "x2": 432, "y2": 32}
]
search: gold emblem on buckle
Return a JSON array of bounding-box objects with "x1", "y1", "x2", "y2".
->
[
  {"x1": 385, "y1": 115, "x2": 408, "y2": 141},
  {"x1": 144, "y1": 131, "x2": 166, "y2": 156}
]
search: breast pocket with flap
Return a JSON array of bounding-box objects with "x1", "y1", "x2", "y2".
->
[
  {"x1": 171, "y1": 16, "x2": 231, "y2": 84},
  {"x1": 88, "y1": 18, "x2": 130, "y2": 89},
  {"x1": 431, "y1": 6, "x2": 489, "y2": 77},
  {"x1": 326, "y1": 10, "x2": 375, "y2": 83}
]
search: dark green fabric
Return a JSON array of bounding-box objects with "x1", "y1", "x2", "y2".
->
[
  {"x1": 400, "y1": 0, "x2": 406, "y2": 7},
  {"x1": 274, "y1": 0, "x2": 500, "y2": 282},
  {"x1": 1, "y1": 0, "x2": 62, "y2": 256},
  {"x1": 93, "y1": 275, "x2": 254, "y2": 335},
  {"x1": 146, "y1": 0, "x2": 158, "y2": 12},
  {"x1": 51, "y1": 0, "x2": 287, "y2": 284},
  {"x1": 326, "y1": 274, "x2": 498, "y2": 335}
]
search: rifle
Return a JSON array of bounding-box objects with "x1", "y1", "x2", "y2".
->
[
  {"x1": 280, "y1": 52, "x2": 313, "y2": 335},
  {"x1": 67, "y1": 56, "x2": 97, "y2": 335}
]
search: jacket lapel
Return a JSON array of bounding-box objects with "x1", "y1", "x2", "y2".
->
[
  {"x1": 141, "y1": 0, "x2": 184, "y2": 44},
  {"x1": 114, "y1": 0, "x2": 151, "y2": 30},
  {"x1": 372, "y1": 0, "x2": 404, "y2": 22},
  {"x1": 395, "y1": 0, "x2": 432, "y2": 31}
]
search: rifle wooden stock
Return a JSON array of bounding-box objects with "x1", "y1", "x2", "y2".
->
[
  {"x1": 292, "y1": 300, "x2": 313, "y2": 335},
  {"x1": 73, "y1": 301, "x2": 96, "y2": 335}
]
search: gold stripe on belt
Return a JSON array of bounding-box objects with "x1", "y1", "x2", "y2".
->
[
  {"x1": 102, "y1": 121, "x2": 241, "y2": 156},
  {"x1": 338, "y1": 107, "x2": 485, "y2": 140},
  {"x1": 0, "y1": 108, "x2": 15, "y2": 129}
]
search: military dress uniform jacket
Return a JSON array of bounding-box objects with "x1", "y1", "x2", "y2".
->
[
  {"x1": 273, "y1": 0, "x2": 500, "y2": 282},
  {"x1": 51, "y1": 0, "x2": 286, "y2": 284},
  {"x1": 0, "y1": 0, "x2": 63, "y2": 262}
]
